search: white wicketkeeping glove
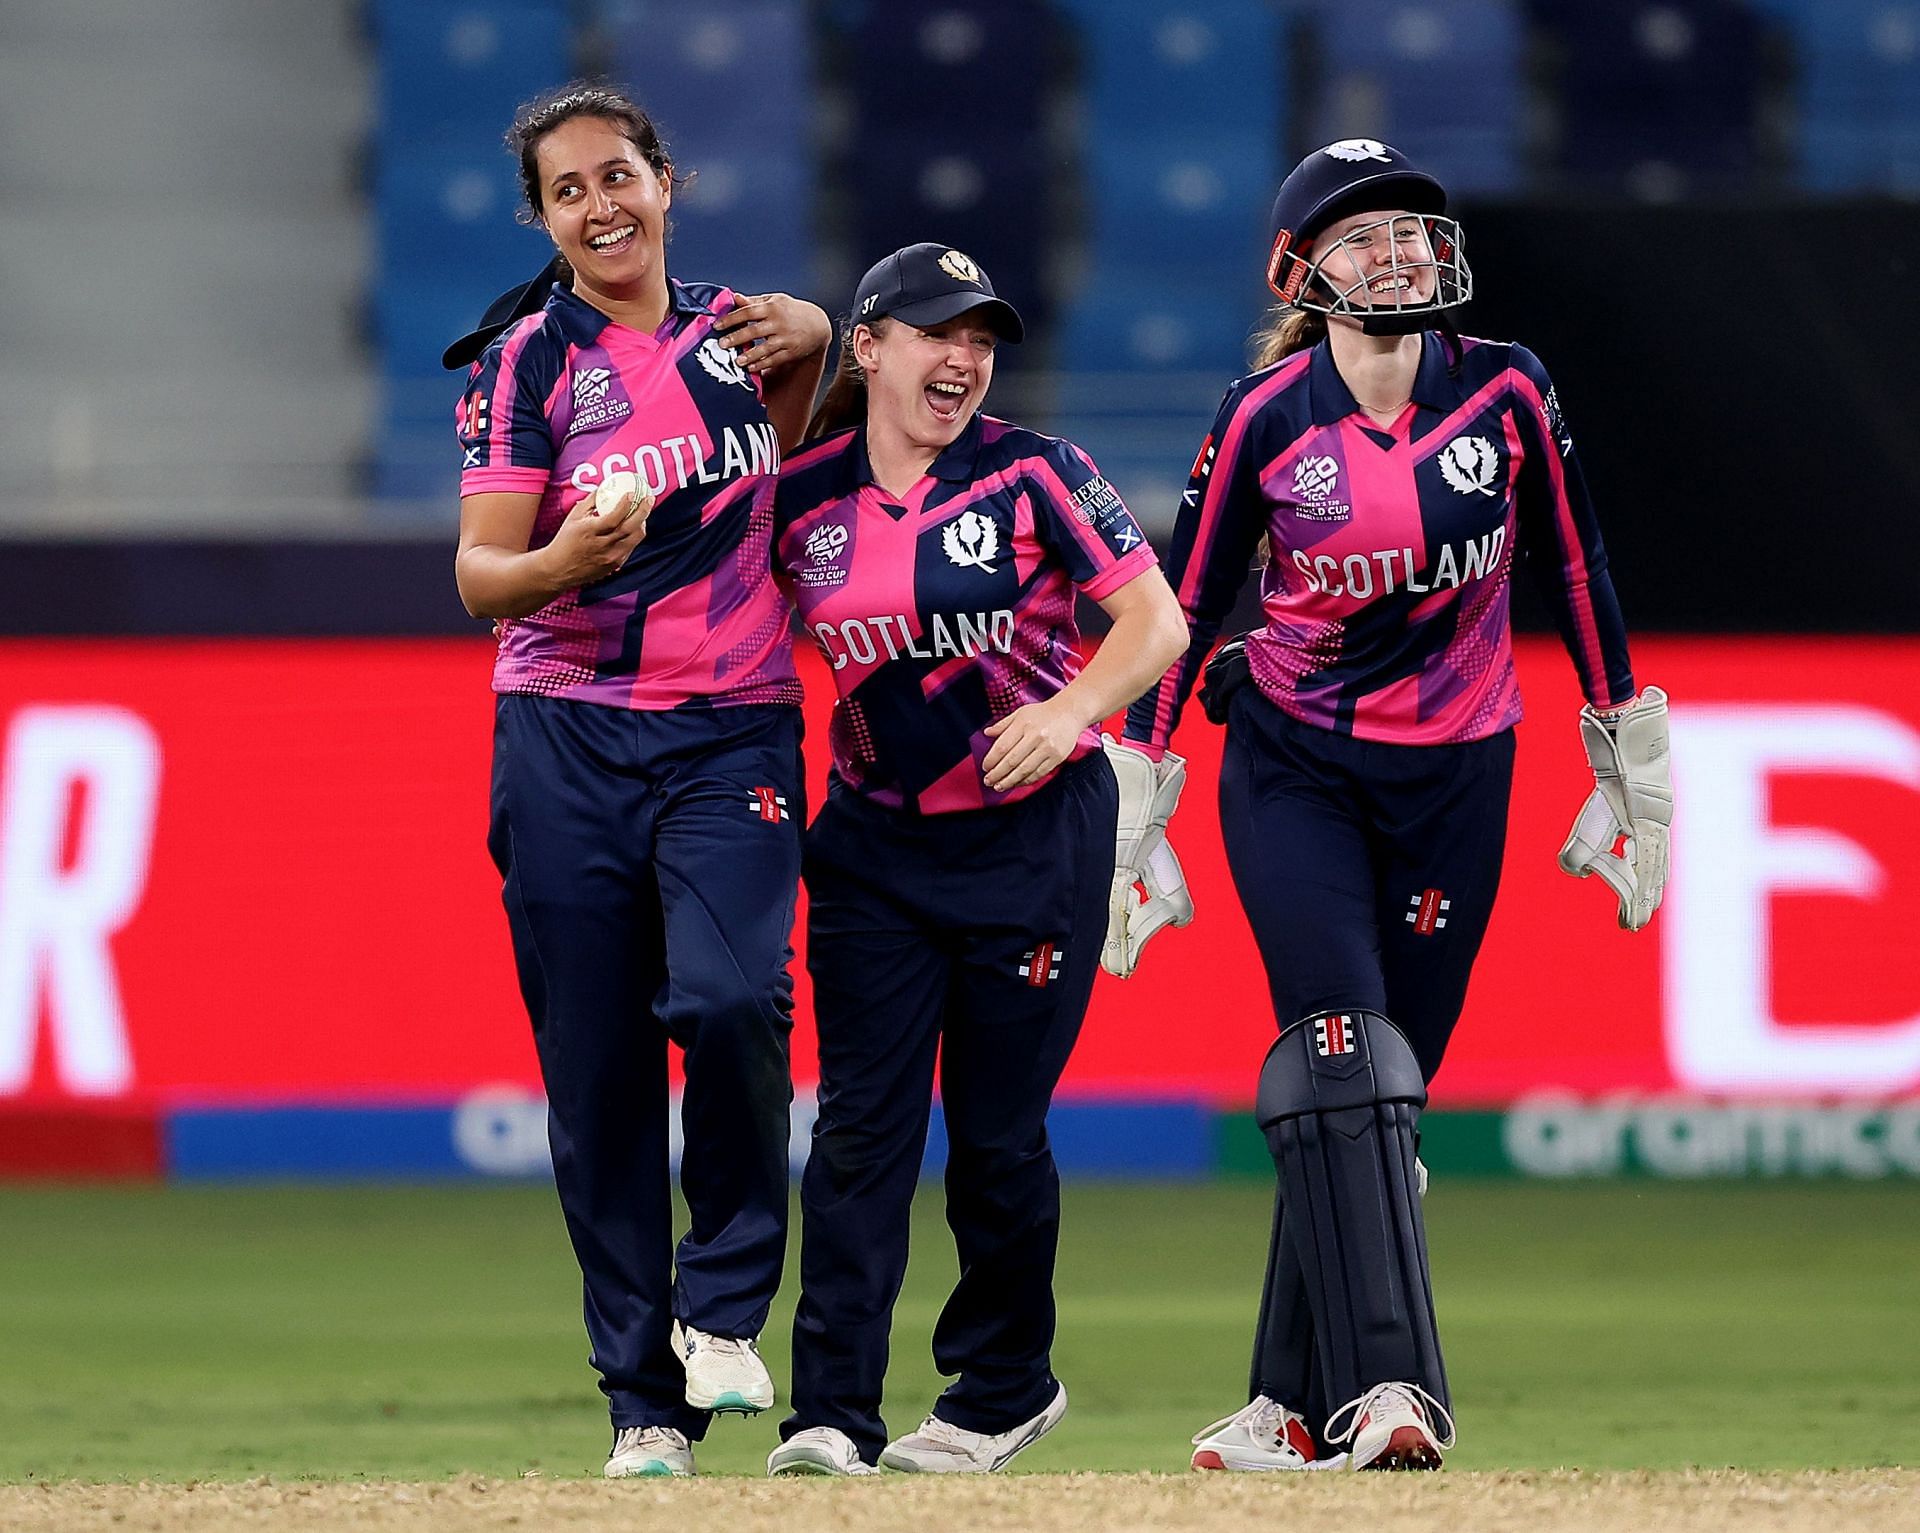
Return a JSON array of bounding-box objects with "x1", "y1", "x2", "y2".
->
[
  {"x1": 1557, "y1": 686, "x2": 1673, "y2": 931},
  {"x1": 1101, "y1": 736, "x2": 1196, "y2": 977}
]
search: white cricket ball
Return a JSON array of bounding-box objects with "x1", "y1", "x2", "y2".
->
[{"x1": 594, "y1": 471, "x2": 640, "y2": 517}]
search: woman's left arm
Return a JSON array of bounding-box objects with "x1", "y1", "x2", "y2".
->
[
  {"x1": 714, "y1": 293, "x2": 833, "y2": 452},
  {"x1": 982, "y1": 567, "x2": 1189, "y2": 794},
  {"x1": 1510, "y1": 345, "x2": 1635, "y2": 709}
]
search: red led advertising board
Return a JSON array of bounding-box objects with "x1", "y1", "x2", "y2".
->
[{"x1": 2, "y1": 637, "x2": 1917, "y2": 1109}]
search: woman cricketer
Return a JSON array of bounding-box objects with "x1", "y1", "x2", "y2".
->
[
  {"x1": 452, "y1": 83, "x2": 832, "y2": 1479},
  {"x1": 1116, "y1": 140, "x2": 1673, "y2": 1471},
  {"x1": 762, "y1": 243, "x2": 1188, "y2": 1476}
]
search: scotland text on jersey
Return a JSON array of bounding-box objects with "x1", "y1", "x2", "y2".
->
[
  {"x1": 811, "y1": 609, "x2": 1016, "y2": 670},
  {"x1": 1289, "y1": 526, "x2": 1507, "y2": 600},
  {"x1": 567, "y1": 423, "x2": 781, "y2": 500}
]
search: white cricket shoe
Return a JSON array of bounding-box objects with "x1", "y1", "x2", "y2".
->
[
  {"x1": 879, "y1": 1383, "x2": 1067, "y2": 1473},
  {"x1": 1326, "y1": 1382, "x2": 1455, "y2": 1471},
  {"x1": 767, "y1": 1426, "x2": 880, "y2": 1477},
  {"x1": 671, "y1": 1321, "x2": 775, "y2": 1413},
  {"x1": 1189, "y1": 1394, "x2": 1347, "y2": 1471},
  {"x1": 605, "y1": 1424, "x2": 694, "y2": 1478}
]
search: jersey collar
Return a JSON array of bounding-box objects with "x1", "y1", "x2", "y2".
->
[
  {"x1": 545, "y1": 278, "x2": 713, "y2": 349},
  {"x1": 847, "y1": 412, "x2": 986, "y2": 491},
  {"x1": 1307, "y1": 332, "x2": 1461, "y2": 426}
]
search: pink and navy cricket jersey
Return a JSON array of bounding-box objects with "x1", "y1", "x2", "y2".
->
[
  {"x1": 457, "y1": 279, "x2": 799, "y2": 711},
  {"x1": 1126, "y1": 333, "x2": 1634, "y2": 750},
  {"x1": 774, "y1": 414, "x2": 1158, "y2": 814}
]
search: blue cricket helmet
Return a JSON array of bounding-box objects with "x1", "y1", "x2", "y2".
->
[{"x1": 1264, "y1": 140, "x2": 1470, "y2": 331}]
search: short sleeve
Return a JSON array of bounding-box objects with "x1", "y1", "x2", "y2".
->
[
  {"x1": 457, "y1": 316, "x2": 565, "y2": 496},
  {"x1": 1027, "y1": 436, "x2": 1158, "y2": 600}
]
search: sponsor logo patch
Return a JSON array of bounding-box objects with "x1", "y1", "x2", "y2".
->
[
  {"x1": 1191, "y1": 434, "x2": 1217, "y2": 481},
  {"x1": 747, "y1": 787, "x2": 790, "y2": 823},
  {"x1": 1067, "y1": 474, "x2": 1122, "y2": 526},
  {"x1": 798, "y1": 522, "x2": 851, "y2": 588},
  {"x1": 568, "y1": 366, "x2": 631, "y2": 435},
  {"x1": 1291, "y1": 453, "x2": 1351, "y2": 522},
  {"x1": 804, "y1": 523, "x2": 848, "y2": 566},
  {"x1": 1406, "y1": 889, "x2": 1451, "y2": 935},
  {"x1": 1313, "y1": 1014, "x2": 1356, "y2": 1056},
  {"x1": 1019, "y1": 943, "x2": 1063, "y2": 987},
  {"x1": 1294, "y1": 455, "x2": 1338, "y2": 498},
  {"x1": 1183, "y1": 434, "x2": 1217, "y2": 508},
  {"x1": 1543, "y1": 385, "x2": 1573, "y2": 454}
]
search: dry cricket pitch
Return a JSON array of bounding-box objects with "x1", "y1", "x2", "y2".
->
[{"x1": 5, "y1": 1471, "x2": 1916, "y2": 1533}]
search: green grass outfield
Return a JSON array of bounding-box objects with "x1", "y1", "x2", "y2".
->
[{"x1": 2, "y1": 1180, "x2": 1916, "y2": 1482}]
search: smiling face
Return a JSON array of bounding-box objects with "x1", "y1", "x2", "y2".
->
[
  {"x1": 855, "y1": 314, "x2": 998, "y2": 452},
  {"x1": 1311, "y1": 208, "x2": 1438, "y2": 313},
  {"x1": 532, "y1": 115, "x2": 672, "y2": 312}
]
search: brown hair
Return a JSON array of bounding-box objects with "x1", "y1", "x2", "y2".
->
[
  {"x1": 1250, "y1": 303, "x2": 1328, "y2": 370},
  {"x1": 806, "y1": 316, "x2": 892, "y2": 439},
  {"x1": 506, "y1": 81, "x2": 687, "y2": 223}
]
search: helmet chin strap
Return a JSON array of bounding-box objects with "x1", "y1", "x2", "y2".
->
[{"x1": 1359, "y1": 309, "x2": 1438, "y2": 336}]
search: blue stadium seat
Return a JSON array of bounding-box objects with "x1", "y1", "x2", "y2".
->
[
  {"x1": 835, "y1": 0, "x2": 1053, "y2": 126},
  {"x1": 371, "y1": 266, "x2": 546, "y2": 378},
  {"x1": 661, "y1": 146, "x2": 813, "y2": 297},
  {"x1": 602, "y1": 0, "x2": 811, "y2": 143},
  {"x1": 845, "y1": 137, "x2": 1048, "y2": 330},
  {"x1": 1062, "y1": 0, "x2": 1285, "y2": 141},
  {"x1": 371, "y1": 2, "x2": 573, "y2": 140},
  {"x1": 829, "y1": 0, "x2": 1056, "y2": 344},
  {"x1": 1305, "y1": 0, "x2": 1523, "y2": 194},
  {"x1": 367, "y1": 369, "x2": 468, "y2": 506},
  {"x1": 590, "y1": 1, "x2": 819, "y2": 291},
  {"x1": 1062, "y1": 0, "x2": 1285, "y2": 318},
  {"x1": 1084, "y1": 135, "x2": 1274, "y2": 286},
  {"x1": 1761, "y1": 0, "x2": 1920, "y2": 191},
  {"x1": 372, "y1": 140, "x2": 544, "y2": 278},
  {"x1": 1055, "y1": 277, "x2": 1260, "y2": 375}
]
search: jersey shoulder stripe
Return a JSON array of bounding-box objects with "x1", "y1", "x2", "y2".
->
[
  {"x1": 1449, "y1": 333, "x2": 1544, "y2": 389},
  {"x1": 772, "y1": 428, "x2": 858, "y2": 533},
  {"x1": 674, "y1": 279, "x2": 737, "y2": 315},
  {"x1": 489, "y1": 309, "x2": 569, "y2": 385},
  {"x1": 783, "y1": 427, "x2": 857, "y2": 477}
]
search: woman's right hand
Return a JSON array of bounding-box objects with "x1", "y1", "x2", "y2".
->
[{"x1": 539, "y1": 483, "x2": 654, "y2": 589}]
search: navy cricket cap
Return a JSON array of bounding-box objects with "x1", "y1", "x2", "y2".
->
[
  {"x1": 851, "y1": 243, "x2": 1025, "y2": 342},
  {"x1": 1268, "y1": 139, "x2": 1448, "y2": 254},
  {"x1": 441, "y1": 255, "x2": 565, "y2": 370}
]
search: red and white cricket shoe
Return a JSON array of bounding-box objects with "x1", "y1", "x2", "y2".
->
[
  {"x1": 1326, "y1": 1382, "x2": 1455, "y2": 1471},
  {"x1": 1190, "y1": 1395, "x2": 1347, "y2": 1472}
]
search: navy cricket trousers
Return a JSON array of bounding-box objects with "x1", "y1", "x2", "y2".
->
[
  {"x1": 488, "y1": 695, "x2": 804, "y2": 1439},
  {"x1": 1219, "y1": 688, "x2": 1514, "y2": 1434},
  {"x1": 782, "y1": 753, "x2": 1119, "y2": 1463}
]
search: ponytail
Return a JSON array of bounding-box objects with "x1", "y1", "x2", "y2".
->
[
  {"x1": 1250, "y1": 303, "x2": 1327, "y2": 370},
  {"x1": 806, "y1": 316, "x2": 890, "y2": 440}
]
